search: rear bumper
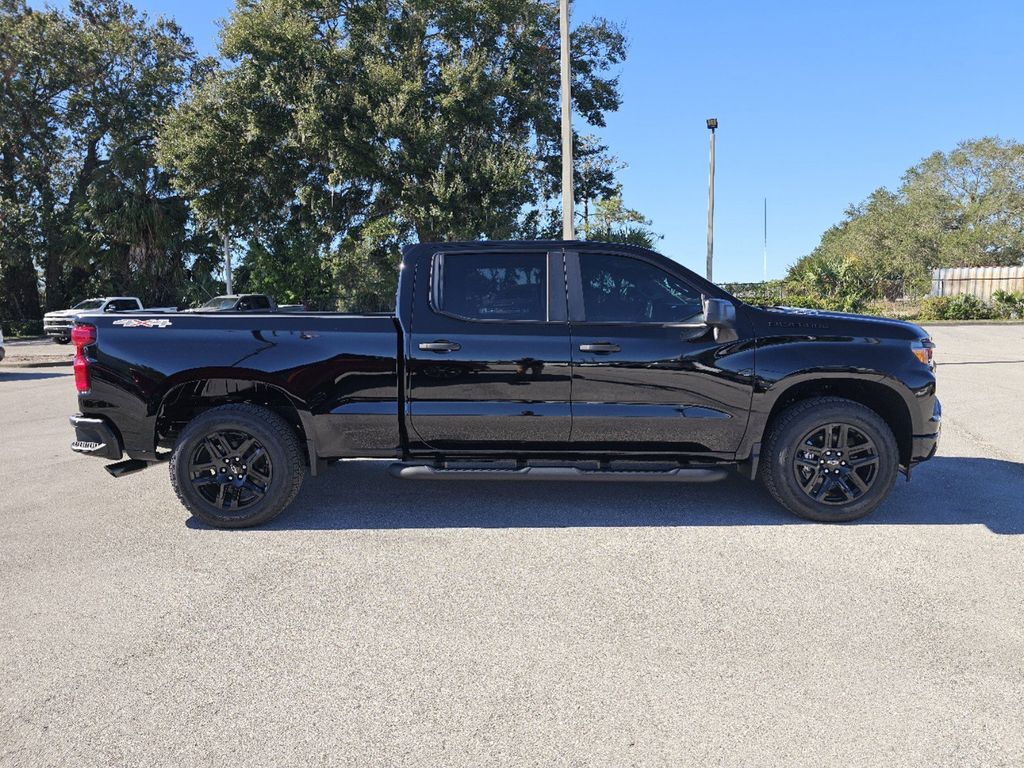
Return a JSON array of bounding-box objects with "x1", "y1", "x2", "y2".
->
[{"x1": 70, "y1": 414, "x2": 123, "y2": 460}]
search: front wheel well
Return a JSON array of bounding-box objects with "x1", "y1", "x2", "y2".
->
[
  {"x1": 156, "y1": 378, "x2": 311, "y2": 466},
  {"x1": 762, "y1": 379, "x2": 913, "y2": 465}
]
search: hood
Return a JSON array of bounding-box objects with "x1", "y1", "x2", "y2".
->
[
  {"x1": 44, "y1": 308, "x2": 80, "y2": 319},
  {"x1": 756, "y1": 305, "x2": 928, "y2": 340}
]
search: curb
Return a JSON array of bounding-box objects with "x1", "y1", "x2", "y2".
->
[
  {"x1": 2, "y1": 359, "x2": 73, "y2": 369},
  {"x1": 919, "y1": 320, "x2": 1024, "y2": 326}
]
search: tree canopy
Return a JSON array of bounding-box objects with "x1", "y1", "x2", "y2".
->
[
  {"x1": 787, "y1": 137, "x2": 1024, "y2": 307},
  {"x1": 158, "y1": 0, "x2": 629, "y2": 309},
  {"x1": 0, "y1": 0, "x2": 209, "y2": 328}
]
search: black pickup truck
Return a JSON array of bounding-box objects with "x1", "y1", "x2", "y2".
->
[{"x1": 68, "y1": 240, "x2": 940, "y2": 528}]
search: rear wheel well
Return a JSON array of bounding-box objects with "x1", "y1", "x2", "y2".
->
[
  {"x1": 156, "y1": 378, "x2": 311, "y2": 466},
  {"x1": 763, "y1": 379, "x2": 913, "y2": 465}
]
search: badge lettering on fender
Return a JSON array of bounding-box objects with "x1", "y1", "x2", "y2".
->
[{"x1": 112, "y1": 318, "x2": 174, "y2": 328}]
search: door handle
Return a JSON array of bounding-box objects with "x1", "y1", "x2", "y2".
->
[
  {"x1": 578, "y1": 343, "x2": 621, "y2": 354},
  {"x1": 418, "y1": 340, "x2": 461, "y2": 353}
]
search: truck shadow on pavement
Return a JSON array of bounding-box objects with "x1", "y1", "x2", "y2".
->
[
  {"x1": 0, "y1": 370, "x2": 69, "y2": 382},
  {"x1": 188, "y1": 455, "x2": 1023, "y2": 534}
]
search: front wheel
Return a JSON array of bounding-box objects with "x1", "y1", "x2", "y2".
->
[
  {"x1": 169, "y1": 403, "x2": 306, "y2": 528},
  {"x1": 760, "y1": 397, "x2": 899, "y2": 522}
]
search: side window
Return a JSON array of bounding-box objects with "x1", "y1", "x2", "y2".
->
[
  {"x1": 579, "y1": 253, "x2": 704, "y2": 324},
  {"x1": 236, "y1": 298, "x2": 252, "y2": 311},
  {"x1": 438, "y1": 252, "x2": 547, "y2": 321},
  {"x1": 251, "y1": 296, "x2": 270, "y2": 310}
]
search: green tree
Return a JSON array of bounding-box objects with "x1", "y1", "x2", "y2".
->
[
  {"x1": 584, "y1": 194, "x2": 661, "y2": 248},
  {"x1": 0, "y1": 0, "x2": 202, "y2": 323},
  {"x1": 159, "y1": 0, "x2": 628, "y2": 308},
  {"x1": 790, "y1": 137, "x2": 1024, "y2": 307}
]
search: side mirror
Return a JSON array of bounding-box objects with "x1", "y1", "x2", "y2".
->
[
  {"x1": 704, "y1": 297, "x2": 736, "y2": 327},
  {"x1": 703, "y1": 297, "x2": 738, "y2": 341}
]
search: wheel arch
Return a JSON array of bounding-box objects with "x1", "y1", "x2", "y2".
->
[
  {"x1": 754, "y1": 376, "x2": 914, "y2": 466},
  {"x1": 155, "y1": 376, "x2": 318, "y2": 473}
]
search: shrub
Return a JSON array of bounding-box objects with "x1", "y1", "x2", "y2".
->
[
  {"x1": 991, "y1": 290, "x2": 1024, "y2": 319},
  {"x1": 1, "y1": 320, "x2": 44, "y2": 337},
  {"x1": 917, "y1": 294, "x2": 993, "y2": 321}
]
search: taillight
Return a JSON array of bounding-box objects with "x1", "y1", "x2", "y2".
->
[
  {"x1": 911, "y1": 338, "x2": 935, "y2": 367},
  {"x1": 72, "y1": 323, "x2": 96, "y2": 393}
]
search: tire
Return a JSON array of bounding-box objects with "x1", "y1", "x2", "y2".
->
[
  {"x1": 169, "y1": 403, "x2": 306, "y2": 528},
  {"x1": 760, "y1": 396, "x2": 899, "y2": 523},
  {"x1": 53, "y1": 336, "x2": 70, "y2": 345}
]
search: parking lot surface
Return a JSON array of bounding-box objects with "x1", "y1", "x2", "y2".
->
[
  {"x1": 1, "y1": 337, "x2": 73, "y2": 365},
  {"x1": 1, "y1": 324, "x2": 1022, "y2": 767}
]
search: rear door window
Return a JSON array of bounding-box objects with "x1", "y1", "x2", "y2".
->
[{"x1": 437, "y1": 253, "x2": 547, "y2": 322}]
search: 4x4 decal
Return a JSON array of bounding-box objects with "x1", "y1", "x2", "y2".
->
[{"x1": 111, "y1": 318, "x2": 173, "y2": 328}]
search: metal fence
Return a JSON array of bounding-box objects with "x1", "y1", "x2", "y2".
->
[{"x1": 931, "y1": 266, "x2": 1024, "y2": 302}]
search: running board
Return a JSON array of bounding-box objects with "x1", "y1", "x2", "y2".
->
[{"x1": 388, "y1": 464, "x2": 729, "y2": 483}]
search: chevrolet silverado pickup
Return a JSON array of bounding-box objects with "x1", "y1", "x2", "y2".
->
[
  {"x1": 67, "y1": 241, "x2": 940, "y2": 528},
  {"x1": 44, "y1": 297, "x2": 176, "y2": 343}
]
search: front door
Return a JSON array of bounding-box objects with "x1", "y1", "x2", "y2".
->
[
  {"x1": 567, "y1": 250, "x2": 754, "y2": 455},
  {"x1": 407, "y1": 249, "x2": 572, "y2": 451}
]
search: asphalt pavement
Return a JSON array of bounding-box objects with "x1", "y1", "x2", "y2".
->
[{"x1": 1, "y1": 325, "x2": 1022, "y2": 767}]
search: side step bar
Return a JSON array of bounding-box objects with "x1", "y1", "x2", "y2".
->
[
  {"x1": 388, "y1": 464, "x2": 729, "y2": 483},
  {"x1": 105, "y1": 459, "x2": 152, "y2": 478}
]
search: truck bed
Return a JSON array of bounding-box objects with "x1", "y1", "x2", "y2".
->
[{"x1": 75, "y1": 311, "x2": 402, "y2": 462}]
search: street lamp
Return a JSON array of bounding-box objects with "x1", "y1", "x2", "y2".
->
[
  {"x1": 559, "y1": 0, "x2": 574, "y2": 241},
  {"x1": 706, "y1": 118, "x2": 717, "y2": 282}
]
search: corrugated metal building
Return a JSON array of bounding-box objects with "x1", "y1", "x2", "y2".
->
[{"x1": 931, "y1": 266, "x2": 1024, "y2": 301}]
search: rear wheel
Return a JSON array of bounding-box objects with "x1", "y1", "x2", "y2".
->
[
  {"x1": 761, "y1": 397, "x2": 899, "y2": 522},
  {"x1": 170, "y1": 403, "x2": 305, "y2": 528}
]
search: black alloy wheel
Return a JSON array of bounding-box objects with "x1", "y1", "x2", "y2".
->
[
  {"x1": 187, "y1": 429, "x2": 274, "y2": 513},
  {"x1": 170, "y1": 403, "x2": 306, "y2": 528},
  {"x1": 761, "y1": 396, "x2": 899, "y2": 523},
  {"x1": 792, "y1": 423, "x2": 880, "y2": 505}
]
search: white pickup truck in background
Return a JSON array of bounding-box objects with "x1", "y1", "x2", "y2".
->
[{"x1": 43, "y1": 297, "x2": 177, "y2": 343}]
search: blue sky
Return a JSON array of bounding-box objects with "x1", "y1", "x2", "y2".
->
[{"x1": 43, "y1": 0, "x2": 1024, "y2": 281}]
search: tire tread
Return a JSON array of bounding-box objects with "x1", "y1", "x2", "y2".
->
[
  {"x1": 760, "y1": 396, "x2": 898, "y2": 522},
  {"x1": 169, "y1": 403, "x2": 305, "y2": 528}
]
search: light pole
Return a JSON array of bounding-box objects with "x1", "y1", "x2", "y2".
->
[
  {"x1": 559, "y1": 0, "x2": 574, "y2": 241},
  {"x1": 222, "y1": 230, "x2": 233, "y2": 295},
  {"x1": 705, "y1": 118, "x2": 717, "y2": 282}
]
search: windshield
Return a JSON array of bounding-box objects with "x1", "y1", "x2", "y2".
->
[
  {"x1": 73, "y1": 299, "x2": 105, "y2": 310},
  {"x1": 200, "y1": 297, "x2": 239, "y2": 310}
]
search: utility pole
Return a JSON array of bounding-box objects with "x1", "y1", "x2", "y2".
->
[
  {"x1": 559, "y1": 0, "x2": 574, "y2": 241},
  {"x1": 223, "y1": 230, "x2": 233, "y2": 295},
  {"x1": 763, "y1": 197, "x2": 768, "y2": 282},
  {"x1": 705, "y1": 118, "x2": 717, "y2": 282}
]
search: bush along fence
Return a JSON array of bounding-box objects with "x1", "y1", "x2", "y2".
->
[{"x1": 723, "y1": 267, "x2": 1024, "y2": 322}]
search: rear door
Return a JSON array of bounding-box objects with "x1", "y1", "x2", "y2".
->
[
  {"x1": 407, "y1": 248, "x2": 571, "y2": 451},
  {"x1": 567, "y1": 249, "x2": 754, "y2": 455}
]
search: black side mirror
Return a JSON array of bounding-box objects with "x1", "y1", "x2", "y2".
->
[
  {"x1": 703, "y1": 297, "x2": 738, "y2": 341},
  {"x1": 704, "y1": 297, "x2": 736, "y2": 327}
]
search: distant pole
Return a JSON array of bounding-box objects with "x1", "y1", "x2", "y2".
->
[
  {"x1": 705, "y1": 118, "x2": 717, "y2": 282},
  {"x1": 223, "y1": 230, "x2": 233, "y2": 295},
  {"x1": 763, "y1": 197, "x2": 768, "y2": 282},
  {"x1": 559, "y1": 0, "x2": 575, "y2": 241}
]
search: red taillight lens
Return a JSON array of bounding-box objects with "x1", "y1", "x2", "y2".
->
[{"x1": 72, "y1": 324, "x2": 96, "y2": 393}]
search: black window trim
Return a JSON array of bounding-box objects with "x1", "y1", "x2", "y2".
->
[
  {"x1": 429, "y1": 250, "x2": 567, "y2": 324},
  {"x1": 565, "y1": 249, "x2": 711, "y2": 327}
]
